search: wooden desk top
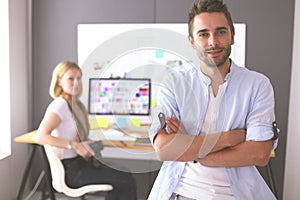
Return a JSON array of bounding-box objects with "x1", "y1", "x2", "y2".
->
[
  {"x1": 102, "y1": 140, "x2": 153, "y2": 150},
  {"x1": 270, "y1": 150, "x2": 275, "y2": 158},
  {"x1": 14, "y1": 130, "x2": 38, "y2": 144},
  {"x1": 14, "y1": 129, "x2": 154, "y2": 151}
]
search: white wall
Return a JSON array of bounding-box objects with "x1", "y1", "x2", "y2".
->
[
  {"x1": 283, "y1": 0, "x2": 300, "y2": 199},
  {"x1": 0, "y1": 0, "x2": 32, "y2": 199}
]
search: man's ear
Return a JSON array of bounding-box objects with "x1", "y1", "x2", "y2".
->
[
  {"x1": 231, "y1": 32, "x2": 235, "y2": 45},
  {"x1": 188, "y1": 35, "x2": 196, "y2": 49}
]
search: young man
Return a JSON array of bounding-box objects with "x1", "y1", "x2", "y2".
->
[{"x1": 148, "y1": 0, "x2": 277, "y2": 199}]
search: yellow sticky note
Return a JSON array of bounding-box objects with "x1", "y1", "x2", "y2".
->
[
  {"x1": 89, "y1": 118, "x2": 100, "y2": 129},
  {"x1": 131, "y1": 118, "x2": 141, "y2": 127},
  {"x1": 151, "y1": 99, "x2": 157, "y2": 107},
  {"x1": 97, "y1": 117, "x2": 109, "y2": 128}
]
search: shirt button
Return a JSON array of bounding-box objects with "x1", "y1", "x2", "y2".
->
[{"x1": 210, "y1": 188, "x2": 216, "y2": 193}]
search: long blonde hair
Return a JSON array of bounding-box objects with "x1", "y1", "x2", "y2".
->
[
  {"x1": 49, "y1": 61, "x2": 83, "y2": 99},
  {"x1": 49, "y1": 61, "x2": 89, "y2": 141}
]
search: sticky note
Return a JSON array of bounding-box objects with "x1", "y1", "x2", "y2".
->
[
  {"x1": 97, "y1": 117, "x2": 109, "y2": 128},
  {"x1": 89, "y1": 118, "x2": 100, "y2": 129},
  {"x1": 116, "y1": 117, "x2": 127, "y2": 128},
  {"x1": 131, "y1": 118, "x2": 141, "y2": 127},
  {"x1": 155, "y1": 49, "x2": 164, "y2": 58},
  {"x1": 151, "y1": 99, "x2": 157, "y2": 107}
]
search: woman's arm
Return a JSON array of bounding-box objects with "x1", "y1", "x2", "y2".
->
[
  {"x1": 36, "y1": 112, "x2": 94, "y2": 159},
  {"x1": 36, "y1": 112, "x2": 68, "y2": 147}
]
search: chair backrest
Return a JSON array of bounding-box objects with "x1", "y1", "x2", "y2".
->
[
  {"x1": 43, "y1": 145, "x2": 66, "y2": 192},
  {"x1": 43, "y1": 145, "x2": 113, "y2": 197}
]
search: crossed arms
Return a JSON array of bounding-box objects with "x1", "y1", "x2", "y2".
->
[{"x1": 153, "y1": 118, "x2": 273, "y2": 167}]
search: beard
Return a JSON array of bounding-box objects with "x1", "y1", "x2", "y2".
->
[{"x1": 194, "y1": 43, "x2": 232, "y2": 68}]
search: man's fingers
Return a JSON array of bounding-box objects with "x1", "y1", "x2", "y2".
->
[
  {"x1": 172, "y1": 118, "x2": 181, "y2": 127},
  {"x1": 166, "y1": 120, "x2": 177, "y2": 133}
]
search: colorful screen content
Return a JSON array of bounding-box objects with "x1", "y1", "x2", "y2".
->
[{"x1": 88, "y1": 78, "x2": 151, "y2": 115}]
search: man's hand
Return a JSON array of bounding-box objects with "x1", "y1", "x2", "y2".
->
[
  {"x1": 197, "y1": 140, "x2": 273, "y2": 167},
  {"x1": 218, "y1": 129, "x2": 246, "y2": 149},
  {"x1": 166, "y1": 117, "x2": 246, "y2": 150},
  {"x1": 198, "y1": 129, "x2": 246, "y2": 158},
  {"x1": 166, "y1": 117, "x2": 185, "y2": 134},
  {"x1": 155, "y1": 117, "x2": 246, "y2": 161}
]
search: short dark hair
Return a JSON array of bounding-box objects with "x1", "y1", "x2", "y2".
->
[{"x1": 188, "y1": 0, "x2": 235, "y2": 39}]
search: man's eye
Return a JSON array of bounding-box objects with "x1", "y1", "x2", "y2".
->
[
  {"x1": 217, "y1": 30, "x2": 226, "y2": 35},
  {"x1": 198, "y1": 33, "x2": 208, "y2": 38}
]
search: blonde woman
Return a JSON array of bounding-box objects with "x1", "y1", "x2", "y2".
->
[{"x1": 36, "y1": 61, "x2": 137, "y2": 200}]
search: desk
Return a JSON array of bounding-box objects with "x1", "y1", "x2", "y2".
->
[
  {"x1": 14, "y1": 130, "x2": 55, "y2": 200},
  {"x1": 14, "y1": 130, "x2": 38, "y2": 144},
  {"x1": 14, "y1": 128, "x2": 157, "y2": 162},
  {"x1": 266, "y1": 150, "x2": 277, "y2": 198},
  {"x1": 15, "y1": 130, "x2": 277, "y2": 198},
  {"x1": 14, "y1": 129, "x2": 158, "y2": 199},
  {"x1": 92, "y1": 128, "x2": 158, "y2": 161}
]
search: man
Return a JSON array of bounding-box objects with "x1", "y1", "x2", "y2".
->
[{"x1": 148, "y1": 0, "x2": 277, "y2": 199}]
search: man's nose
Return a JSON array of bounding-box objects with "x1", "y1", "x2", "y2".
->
[{"x1": 208, "y1": 34, "x2": 219, "y2": 47}]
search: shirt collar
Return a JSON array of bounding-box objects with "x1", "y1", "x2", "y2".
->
[
  {"x1": 197, "y1": 59, "x2": 237, "y2": 85},
  {"x1": 224, "y1": 59, "x2": 236, "y2": 81}
]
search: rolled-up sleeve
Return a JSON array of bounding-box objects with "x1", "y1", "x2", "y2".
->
[
  {"x1": 245, "y1": 76, "x2": 277, "y2": 148},
  {"x1": 149, "y1": 79, "x2": 179, "y2": 145}
]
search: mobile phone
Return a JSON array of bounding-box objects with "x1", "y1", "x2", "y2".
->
[{"x1": 158, "y1": 112, "x2": 166, "y2": 129}]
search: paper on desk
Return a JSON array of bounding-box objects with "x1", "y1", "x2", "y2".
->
[{"x1": 88, "y1": 129, "x2": 136, "y2": 141}]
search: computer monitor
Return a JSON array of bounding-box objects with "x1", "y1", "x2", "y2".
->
[{"x1": 88, "y1": 78, "x2": 151, "y2": 115}]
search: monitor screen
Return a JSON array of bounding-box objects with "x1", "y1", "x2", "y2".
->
[{"x1": 88, "y1": 78, "x2": 151, "y2": 115}]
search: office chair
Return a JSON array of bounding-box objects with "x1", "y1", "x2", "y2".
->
[{"x1": 43, "y1": 144, "x2": 113, "y2": 199}]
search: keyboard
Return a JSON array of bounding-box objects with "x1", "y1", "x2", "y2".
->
[{"x1": 134, "y1": 137, "x2": 152, "y2": 146}]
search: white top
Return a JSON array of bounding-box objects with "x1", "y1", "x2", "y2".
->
[
  {"x1": 46, "y1": 97, "x2": 78, "y2": 159},
  {"x1": 174, "y1": 84, "x2": 234, "y2": 199}
]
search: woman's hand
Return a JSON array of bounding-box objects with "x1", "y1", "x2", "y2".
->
[{"x1": 71, "y1": 141, "x2": 95, "y2": 160}]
